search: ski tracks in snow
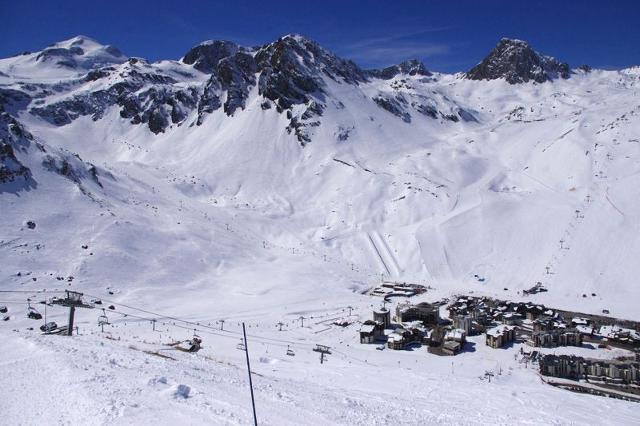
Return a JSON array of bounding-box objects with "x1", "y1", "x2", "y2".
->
[{"x1": 367, "y1": 231, "x2": 401, "y2": 278}]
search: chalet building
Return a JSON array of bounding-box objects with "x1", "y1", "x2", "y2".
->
[
  {"x1": 359, "y1": 306, "x2": 392, "y2": 344},
  {"x1": 453, "y1": 315, "x2": 474, "y2": 335},
  {"x1": 385, "y1": 323, "x2": 429, "y2": 350},
  {"x1": 370, "y1": 282, "x2": 428, "y2": 299},
  {"x1": 597, "y1": 325, "x2": 640, "y2": 346},
  {"x1": 387, "y1": 329, "x2": 408, "y2": 350},
  {"x1": 396, "y1": 302, "x2": 439, "y2": 325},
  {"x1": 539, "y1": 355, "x2": 585, "y2": 380},
  {"x1": 528, "y1": 329, "x2": 583, "y2": 348},
  {"x1": 442, "y1": 340, "x2": 461, "y2": 356},
  {"x1": 359, "y1": 320, "x2": 384, "y2": 343},
  {"x1": 532, "y1": 316, "x2": 555, "y2": 332},
  {"x1": 524, "y1": 305, "x2": 546, "y2": 320},
  {"x1": 540, "y1": 355, "x2": 640, "y2": 385},
  {"x1": 486, "y1": 325, "x2": 516, "y2": 348},
  {"x1": 373, "y1": 306, "x2": 391, "y2": 328},
  {"x1": 501, "y1": 312, "x2": 523, "y2": 325},
  {"x1": 445, "y1": 328, "x2": 466, "y2": 344}
]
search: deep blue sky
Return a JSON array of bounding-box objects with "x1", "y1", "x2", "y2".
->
[{"x1": 1, "y1": 0, "x2": 638, "y2": 72}]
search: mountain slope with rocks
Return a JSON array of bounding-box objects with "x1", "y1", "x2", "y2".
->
[
  {"x1": 1, "y1": 34, "x2": 639, "y2": 425},
  {"x1": 467, "y1": 38, "x2": 571, "y2": 83}
]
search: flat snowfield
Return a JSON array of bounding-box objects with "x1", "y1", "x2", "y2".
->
[
  {"x1": 2, "y1": 303, "x2": 639, "y2": 425},
  {"x1": 2, "y1": 37, "x2": 640, "y2": 424}
]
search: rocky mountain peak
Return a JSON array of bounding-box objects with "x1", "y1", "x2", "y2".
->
[
  {"x1": 370, "y1": 59, "x2": 432, "y2": 80},
  {"x1": 466, "y1": 38, "x2": 570, "y2": 84},
  {"x1": 181, "y1": 40, "x2": 245, "y2": 74},
  {"x1": 253, "y1": 34, "x2": 366, "y2": 112}
]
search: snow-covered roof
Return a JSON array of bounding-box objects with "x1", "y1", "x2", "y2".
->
[
  {"x1": 360, "y1": 324, "x2": 376, "y2": 334},
  {"x1": 445, "y1": 328, "x2": 466, "y2": 341},
  {"x1": 575, "y1": 325, "x2": 593, "y2": 334},
  {"x1": 388, "y1": 332, "x2": 404, "y2": 342},
  {"x1": 486, "y1": 325, "x2": 515, "y2": 337}
]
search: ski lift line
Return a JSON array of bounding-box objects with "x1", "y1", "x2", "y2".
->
[
  {"x1": 107, "y1": 308, "x2": 322, "y2": 350},
  {"x1": 81, "y1": 294, "x2": 351, "y2": 349},
  {"x1": 83, "y1": 292, "x2": 357, "y2": 334},
  {"x1": 105, "y1": 308, "x2": 304, "y2": 347},
  {"x1": 0, "y1": 290, "x2": 65, "y2": 294}
]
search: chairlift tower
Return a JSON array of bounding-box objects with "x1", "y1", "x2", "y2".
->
[
  {"x1": 51, "y1": 290, "x2": 93, "y2": 336},
  {"x1": 313, "y1": 344, "x2": 332, "y2": 364}
]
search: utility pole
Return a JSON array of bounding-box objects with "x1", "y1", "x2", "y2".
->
[{"x1": 242, "y1": 323, "x2": 258, "y2": 426}]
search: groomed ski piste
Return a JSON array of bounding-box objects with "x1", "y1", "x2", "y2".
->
[{"x1": 2, "y1": 36, "x2": 640, "y2": 424}]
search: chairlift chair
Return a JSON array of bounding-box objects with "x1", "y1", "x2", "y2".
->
[
  {"x1": 98, "y1": 309, "x2": 109, "y2": 325},
  {"x1": 286, "y1": 345, "x2": 295, "y2": 356},
  {"x1": 27, "y1": 307, "x2": 42, "y2": 320},
  {"x1": 40, "y1": 321, "x2": 58, "y2": 333}
]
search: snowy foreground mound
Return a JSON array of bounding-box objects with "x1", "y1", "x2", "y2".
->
[{"x1": 1, "y1": 35, "x2": 640, "y2": 424}]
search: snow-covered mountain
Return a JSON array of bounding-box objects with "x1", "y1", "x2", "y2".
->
[
  {"x1": 1, "y1": 35, "x2": 640, "y2": 424},
  {"x1": 3, "y1": 34, "x2": 639, "y2": 315}
]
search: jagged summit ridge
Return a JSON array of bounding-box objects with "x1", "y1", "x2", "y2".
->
[
  {"x1": 0, "y1": 33, "x2": 610, "y2": 140},
  {"x1": 466, "y1": 37, "x2": 570, "y2": 84},
  {"x1": 370, "y1": 59, "x2": 432, "y2": 80}
]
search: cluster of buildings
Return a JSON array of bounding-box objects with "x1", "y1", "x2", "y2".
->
[
  {"x1": 358, "y1": 293, "x2": 640, "y2": 369},
  {"x1": 596, "y1": 324, "x2": 640, "y2": 347},
  {"x1": 540, "y1": 354, "x2": 640, "y2": 386},
  {"x1": 447, "y1": 295, "x2": 640, "y2": 351},
  {"x1": 528, "y1": 329, "x2": 583, "y2": 348},
  {"x1": 359, "y1": 301, "x2": 468, "y2": 355},
  {"x1": 369, "y1": 282, "x2": 428, "y2": 299}
]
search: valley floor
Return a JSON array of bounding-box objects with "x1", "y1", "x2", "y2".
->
[{"x1": 1, "y1": 291, "x2": 639, "y2": 425}]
